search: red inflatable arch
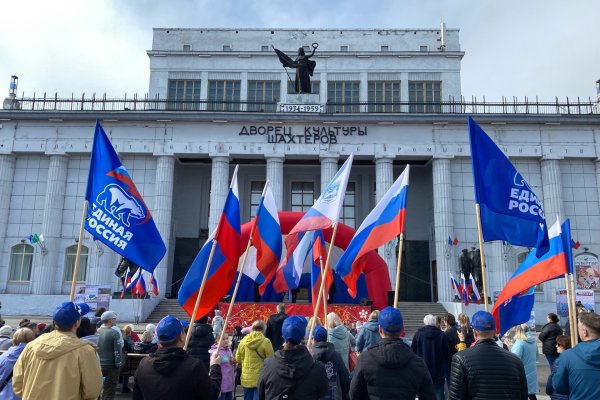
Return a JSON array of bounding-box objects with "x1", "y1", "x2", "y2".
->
[{"x1": 240, "y1": 211, "x2": 391, "y2": 309}]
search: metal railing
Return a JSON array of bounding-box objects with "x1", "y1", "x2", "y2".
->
[{"x1": 5, "y1": 93, "x2": 599, "y2": 115}]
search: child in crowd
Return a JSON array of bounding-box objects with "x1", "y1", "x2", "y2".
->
[{"x1": 209, "y1": 333, "x2": 235, "y2": 400}]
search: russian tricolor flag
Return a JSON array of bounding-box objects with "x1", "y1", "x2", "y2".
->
[
  {"x1": 492, "y1": 217, "x2": 568, "y2": 334},
  {"x1": 150, "y1": 273, "x2": 159, "y2": 296},
  {"x1": 284, "y1": 154, "x2": 354, "y2": 257},
  {"x1": 133, "y1": 273, "x2": 147, "y2": 297},
  {"x1": 449, "y1": 272, "x2": 462, "y2": 301},
  {"x1": 241, "y1": 182, "x2": 282, "y2": 295},
  {"x1": 336, "y1": 165, "x2": 410, "y2": 297},
  {"x1": 311, "y1": 231, "x2": 333, "y2": 311},
  {"x1": 273, "y1": 230, "x2": 315, "y2": 292},
  {"x1": 178, "y1": 167, "x2": 241, "y2": 320}
]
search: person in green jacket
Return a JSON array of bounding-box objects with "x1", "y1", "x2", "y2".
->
[{"x1": 235, "y1": 320, "x2": 273, "y2": 400}]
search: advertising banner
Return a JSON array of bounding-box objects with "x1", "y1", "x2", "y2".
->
[{"x1": 74, "y1": 284, "x2": 112, "y2": 317}]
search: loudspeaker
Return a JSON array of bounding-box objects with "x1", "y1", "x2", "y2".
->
[
  {"x1": 387, "y1": 291, "x2": 396, "y2": 307},
  {"x1": 359, "y1": 298, "x2": 373, "y2": 306}
]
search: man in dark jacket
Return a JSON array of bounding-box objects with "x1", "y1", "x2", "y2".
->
[
  {"x1": 258, "y1": 316, "x2": 328, "y2": 400},
  {"x1": 133, "y1": 315, "x2": 222, "y2": 400},
  {"x1": 311, "y1": 325, "x2": 350, "y2": 400},
  {"x1": 552, "y1": 312, "x2": 600, "y2": 400},
  {"x1": 444, "y1": 313, "x2": 460, "y2": 355},
  {"x1": 539, "y1": 312, "x2": 563, "y2": 367},
  {"x1": 186, "y1": 315, "x2": 214, "y2": 370},
  {"x1": 350, "y1": 307, "x2": 435, "y2": 400},
  {"x1": 411, "y1": 314, "x2": 452, "y2": 400},
  {"x1": 265, "y1": 303, "x2": 287, "y2": 351},
  {"x1": 448, "y1": 310, "x2": 527, "y2": 400}
]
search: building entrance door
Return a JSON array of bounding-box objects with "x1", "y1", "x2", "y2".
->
[{"x1": 397, "y1": 240, "x2": 432, "y2": 302}]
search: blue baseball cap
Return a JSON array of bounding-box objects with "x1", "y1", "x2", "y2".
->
[
  {"x1": 53, "y1": 302, "x2": 90, "y2": 327},
  {"x1": 282, "y1": 316, "x2": 307, "y2": 344},
  {"x1": 156, "y1": 315, "x2": 183, "y2": 342},
  {"x1": 313, "y1": 325, "x2": 327, "y2": 342},
  {"x1": 471, "y1": 311, "x2": 495, "y2": 331},
  {"x1": 378, "y1": 306, "x2": 403, "y2": 334}
]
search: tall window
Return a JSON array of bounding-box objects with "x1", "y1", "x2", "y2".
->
[
  {"x1": 287, "y1": 80, "x2": 320, "y2": 95},
  {"x1": 167, "y1": 79, "x2": 201, "y2": 110},
  {"x1": 9, "y1": 244, "x2": 34, "y2": 281},
  {"x1": 340, "y1": 182, "x2": 356, "y2": 228},
  {"x1": 291, "y1": 182, "x2": 314, "y2": 212},
  {"x1": 64, "y1": 245, "x2": 88, "y2": 282},
  {"x1": 408, "y1": 81, "x2": 442, "y2": 112},
  {"x1": 208, "y1": 80, "x2": 241, "y2": 111},
  {"x1": 327, "y1": 81, "x2": 360, "y2": 112},
  {"x1": 247, "y1": 81, "x2": 280, "y2": 112},
  {"x1": 250, "y1": 181, "x2": 265, "y2": 219},
  {"x1": 368, "y1": 81, "x2": 401, "y2": 112}
]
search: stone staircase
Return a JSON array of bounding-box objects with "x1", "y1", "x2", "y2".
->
[
  {"x1": 146, "y1": 299, "x2": 449, "y2": 334},
  {"x1": 396, "y1": 301, "x2": 449, "y2": 337},
  {"x1": 145, "y1": 298, "x2": 189, "y2": 323}
]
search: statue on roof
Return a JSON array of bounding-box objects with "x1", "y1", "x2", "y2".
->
[{"x1": 272, "y1": 43, "x2": 318, "y2": 94}]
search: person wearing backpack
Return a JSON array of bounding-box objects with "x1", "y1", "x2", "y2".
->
[{"x1": 258, "y1": 316, "x2": 328, "y2": 400}]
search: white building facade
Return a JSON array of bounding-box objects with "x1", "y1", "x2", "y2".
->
[{"x1": 0, "y1": 28, "x2": 598, "y2": 320}]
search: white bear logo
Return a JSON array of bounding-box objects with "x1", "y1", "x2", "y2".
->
[{"x1": 96, "y1": 184, "x2": 145, "y2": 227}]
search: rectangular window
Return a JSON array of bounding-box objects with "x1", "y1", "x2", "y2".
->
[
  {"x1": 261, "y1": 45, "x2": 270, "y2": 52},
  {"x1": 208, "y1": 80, "x2": 241, "y2": 111},
  {"x1": 381, "y1": 45, "x2": 389, "y2": 52},
  {"x1": 340, "y1": 45, "x2": 349, "y2": 52},
  {"x1": 250, "y1": 181, "x2": 265, "y2": 219},
  {"x1": 409, "y1": 81, "x2": 442, "y2": 112},
  {"x1": 64, "y1": 245, "x2": 88, "y2": 282},
  {"x1": 287, "y1": 80, "x2": 320, "y2": 95},
  {"x1": 9, "y1": 244, "x2": 33, "y2": 281},
  {"x1": 420, "y1": 45, "x2": 428, "y2": 52},
  {"x1": 340, "y1": 182, "x2": 356, "y2": 228},
  {"x1": 291, "y1": 182, "x2": 315, "y2": 212},
  {"x1": 247, "y1": 80, "x2": 280, "y2": 112},
  {"x1": 327, "y1": 81, "x2": 360, "y2": 112},
  {"x1": 368, "y1": 81, "x2": 401, "y2": 112},
  {"x1": 167, "y1": 79, "x2": 201, "y2": 111},
  {"x1": 223, "y1": 44, "x2": 232, "y2": 52},
  {"x1": 183, "y1": 44, "x2": 192, "y2": 52}
]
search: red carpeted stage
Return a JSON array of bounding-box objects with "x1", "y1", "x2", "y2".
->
[{"x1": 217, "y1": 302, "x2": 371, "y2": 330}]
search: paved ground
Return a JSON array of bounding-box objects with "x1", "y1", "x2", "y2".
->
[{"x1": 4, "y1": 316, "x2": 554, "y2": 399}]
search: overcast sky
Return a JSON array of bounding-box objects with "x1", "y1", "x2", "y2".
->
[{"x1": 1, "y1": 0, "x2": 598, "y2": 101}]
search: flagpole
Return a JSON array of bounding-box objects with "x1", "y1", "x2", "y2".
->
[
  {"x1": 184, "y1": 240, "x2": 218, "y2": 350},
  {"x1": 216, "y1": 181, "x2": 268, "y2": 350},
  {"x1": 308, "y1": 223, "x2": 339, "y2": 345},
  {"x1": 569, "y1": 273, "x2": 578, "y2": 345},
  {"x1": 563, "y1": 273, "x2": 576, "y2": 345},
  {"x1": 393, "y1": 233, "x2": 405, "y2": 308},
  {"x1": 319, "y1": 256, "x2": 327, "y2": 322},
  {"x1": 474, "y1": 203, "x2": 490, "y2": 311},
  {"x1": 70, "y1": 200, "x2": 89, "y2": 301}
]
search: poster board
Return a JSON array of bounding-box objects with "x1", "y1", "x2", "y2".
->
[
  {"x1": 74, "y1": 284, "x2": 112, "y2": 317},
  {"x1": 555, "y1": 289, "x2": 595, "y2": 318},
  {"x1": 574, "y1": 253, "x2": 600, "y2": 291}
]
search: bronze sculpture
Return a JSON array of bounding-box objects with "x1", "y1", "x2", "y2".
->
[
  {"x1": 272, "y1": 43, "x2": 318, "y2": 94},
  {"x1": 459, "y1": 248, "x2": 473, "y2": 281}
]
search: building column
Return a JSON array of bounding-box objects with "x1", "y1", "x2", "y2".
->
[
  {"x1": 153, "y1": 155, "x2": 175, "y2": 297},
  {"x1": 32, "y1": 155, "x2": 68, "y2": 294},
  {"x1": 432, "y1": 157, "x2": 454, "y2": 302},
  {"x1": 266, "y1": 156, "x2": 284, "y2": 210},
  {"x1": 208, "y1": 156, "x2": 230, "y2": 233},
  {"x1": 541, "y1": 158, "x2": 565, "y2": 223},
  {"x1": 375, "y1": 156, "x2": 396, "y2": 281},
  {"x1": 541, "y1": 157, "x2": 565, "y2": 302},
  {"x1": 0, "y1": 154, "x2": 16, "y2": 292},
  {"x1": 320, "y1": 155, "x2": 339, "y2": 193},
  {"x1": 595, "y1": 159, "x2": 600, "y2": 216}
]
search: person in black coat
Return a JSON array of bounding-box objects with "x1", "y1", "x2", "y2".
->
[
  {"x1": 258, "y1": 316, "x2": 328, "y2": 400},
  {"x1": 186, "y1": 315, "x2": 214, "y2": 370},
  {"x1": 350, "y1": 307, "x2": 436, "y2": 400},
  {"x1": 448, "y1": 311, "x2": 528, "y2": 400},
  {"x1": 412, "y1": 314, "x2": 452, "y2": 400},
  {"x1": 311, "y1": 325, "x2": 350, "y2": 400},
  {"x1": 133, "y1": 315, "x2": 222, "y2": 400},
  {"x1": 444, "y1": 313, "x2": 460, "y2": 355},
  {"x1": 265, "y1": 303, "x2": 287, "y2": 351},
  {"x1": 539, "y1": 313, "x2": 563, "y2": 368}
]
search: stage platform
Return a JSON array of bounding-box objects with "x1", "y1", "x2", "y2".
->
[{"x1": 217, "y1": 302, "x2": 371, "y2": 330}]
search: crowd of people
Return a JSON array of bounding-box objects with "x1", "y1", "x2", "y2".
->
[{"x1": 0, "y1": 301, "x2": 598, "y2": 399}]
